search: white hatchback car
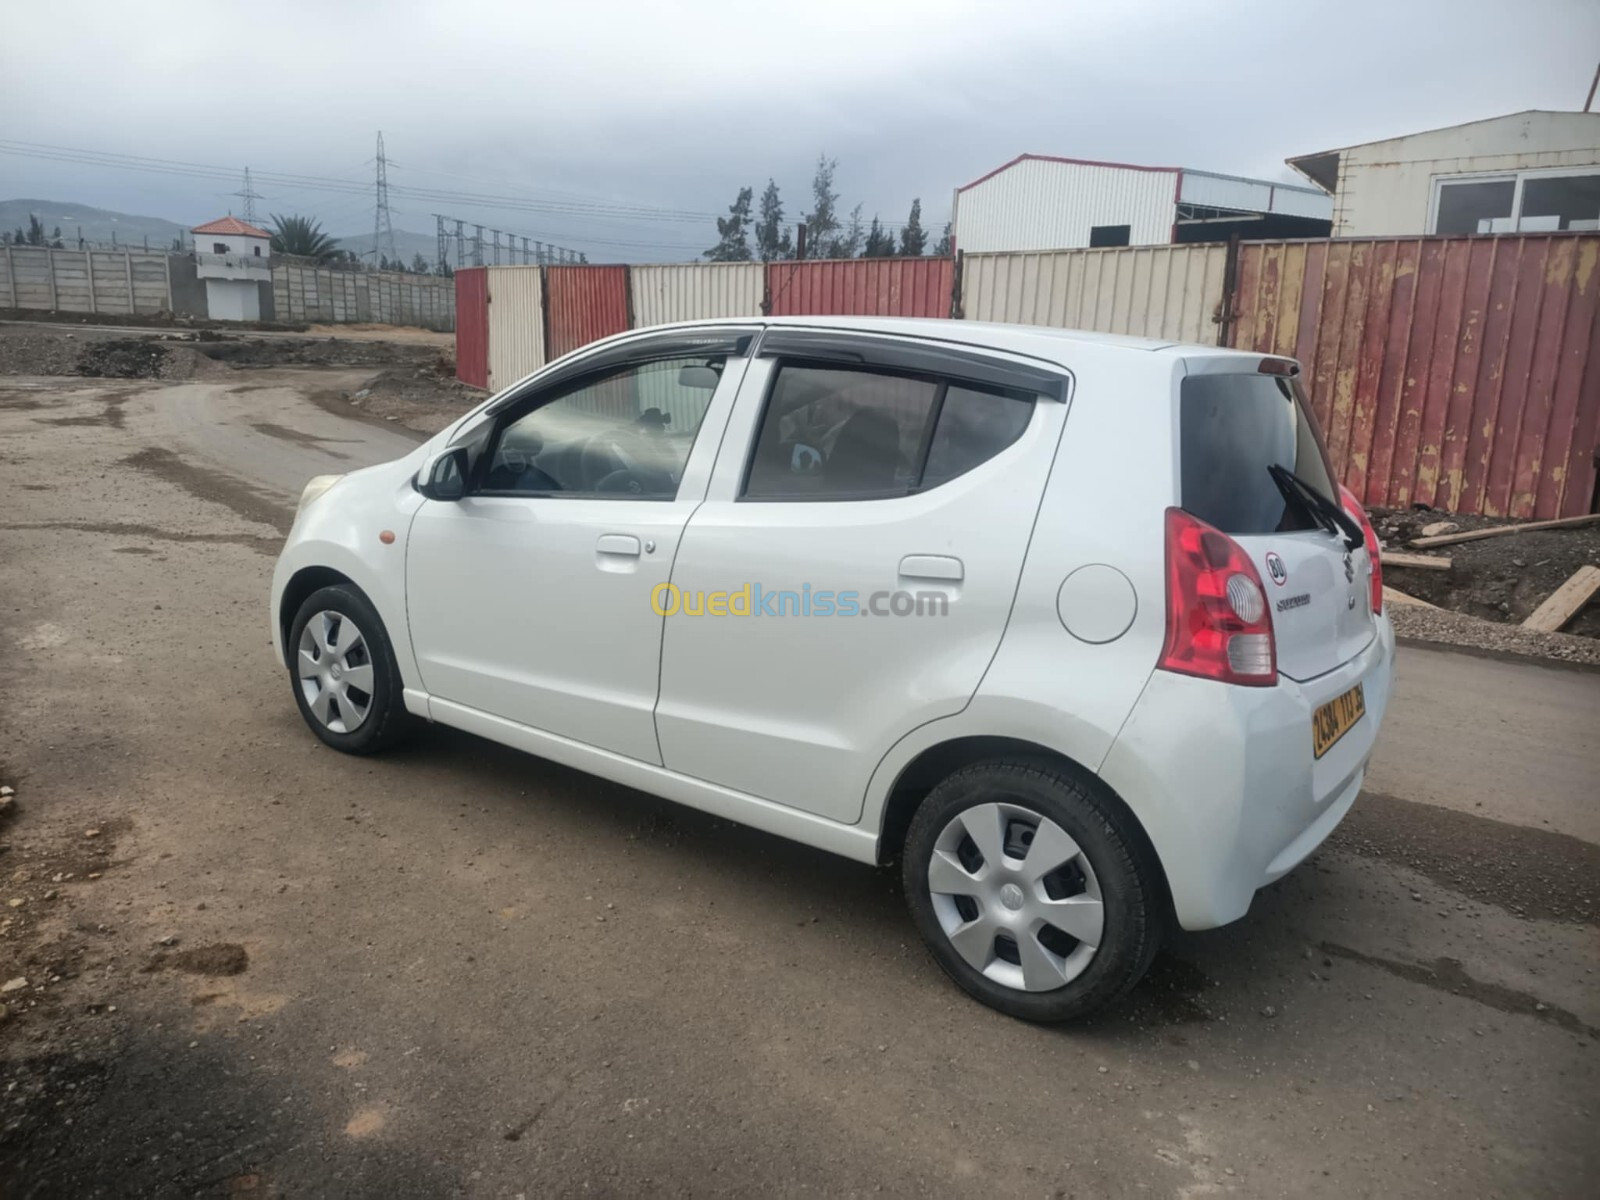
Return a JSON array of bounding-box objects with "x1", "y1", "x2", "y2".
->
[{"x1": 272, "y1": 317, "x2": 1393, "y2": 1021}]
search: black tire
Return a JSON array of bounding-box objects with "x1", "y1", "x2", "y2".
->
[
  {"x1": 287, "y1": 584, "x2": 415, "y2": 755},
  {"x1": 902, "y1": 759, "x2": 1164, "y2": 1022}
]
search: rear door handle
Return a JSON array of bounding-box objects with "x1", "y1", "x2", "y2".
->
[
  {"x1": 899, "y1": 554, "x2": 963, "y2": 582},
  {"x1": 597, "y1": 534, "x2": 641, "y2": 557}
]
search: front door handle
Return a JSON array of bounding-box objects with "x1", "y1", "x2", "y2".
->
[
  {"x1": 597, "y1": 534, "x2": 641, "y2": 557},
  {"x1": 899, "y1": 554, "x2": 964, "y2": 582}
]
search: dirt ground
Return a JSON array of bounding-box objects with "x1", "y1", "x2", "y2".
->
[
  {"x1": 0, "y1": 364, "x2": 1595, "y2": 1197},
  {"x1": 1375, "y1": 509, "x2": 1600, "y2": 639}
]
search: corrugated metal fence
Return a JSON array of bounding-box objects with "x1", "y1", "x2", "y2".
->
[
  {"x1": 454, "y1": 239, "x2": 1598, "y2": 519},
  {"x1": 454, "y1": 268, "x2": 489, "y2": 389},
  {"x1": 1229, "y1": 233, "x2": 1600, "y2": 520},
  {"x1": 960, "y1": 244, "x2": 1226, "y2": 344}
]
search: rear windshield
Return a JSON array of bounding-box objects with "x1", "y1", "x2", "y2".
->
[{"x1": 1180, "y1": 371, "x2": 1337, "y2": 534}]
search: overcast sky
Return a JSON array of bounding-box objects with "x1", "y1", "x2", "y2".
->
[{"x1": 2, "y1": 0, "x2": 1595, "y2": 260}]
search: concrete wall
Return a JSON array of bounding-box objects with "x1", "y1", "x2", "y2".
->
[
  {"x1": 270, "y1": 262, "x2": 454, "y2": 330},
  {"x1": 1, "y1": 246, "x2": 175, "y2": 315},
  {"x1": 1328, "y1": 111, "x2": 1600, "y2": 236},
  {"x1": 166, "y1": 254, "x2": 208, "y2": 318}
]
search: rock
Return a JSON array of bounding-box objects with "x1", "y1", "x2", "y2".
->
[
  {"x1": 1186, "y1": 1059, "x2": 1200, "y2": 1072},
  {"x1": 6, "y1": 898, "x2": 23, "y2": 908},
  {"x1": 1261, "y1": 1005, "x2": 1278, "y2": 1018},
  {"x1": 1, "y1": 976, "x2": 27, "y2": 993},
  {"x1": 83, "y1": 828, "x2": 101, "y2": 839},
  {"x1": 0, "y1": 785, "x2": 14, "y2": 796},
  {"x1": 1420, "y1": 521, "x2": 1459, "y2": 537},
  {"x1": 156, "y1": 934, "x2": 179, "y2": 947},
  {"x1": 1097, "y1": 1065, "x2": 1109, "y2": 1074}
]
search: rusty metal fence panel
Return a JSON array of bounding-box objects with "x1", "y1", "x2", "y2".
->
[
  {"x1": 545, "y1": 265, "x2": 631, "y2": 359},
  {"x1": 1230, "y1": 234, "x2": 1600, "y2": 519},
  {"x1": 765, "y1": 257, "x2": 953, "y2": 318},
  {"x1": 454, "y1": 267, "x2": 489, "y2": 389},
  {"x1": 961, "y1": 244, "x2": 1227, "y2": 344}
]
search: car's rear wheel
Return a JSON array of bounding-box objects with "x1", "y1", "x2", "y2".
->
[
  {"x1": 288, "y1": 584, "x2": 414, "y2": 754},
  {"x1": 902, "y1": 759, "x2": 1163, "y2": 1022}
]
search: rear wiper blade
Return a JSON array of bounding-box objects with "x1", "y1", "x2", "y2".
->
[{"x1": 1267, "y1": 464, "x2": 1365, "y2": 551}]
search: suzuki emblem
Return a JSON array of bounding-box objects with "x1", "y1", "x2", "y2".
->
[{"x1": 1343, "y1": 552, "x2": 1356, "y2": 583}]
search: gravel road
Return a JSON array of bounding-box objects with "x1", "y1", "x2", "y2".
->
[{"x1": 1, "y1": 372, "x2": 1596, "y2": 1198}]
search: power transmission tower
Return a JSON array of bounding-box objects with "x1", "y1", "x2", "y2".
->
[
  {"x1": 435, "y1": 214, "x2": 448, "y2": 273},
  {"x1": 455, "y1": 220, "x2": 465, "y2": 271},
  {"x1": 232, "y1": 168, "x2": 263, "y2": 225},
  {"x1": 372, "y1": 131, "x2": 397, "y2": 267}
]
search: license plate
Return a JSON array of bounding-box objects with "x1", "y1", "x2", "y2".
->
[{"x1": 1312, "y1": 683, "x2": 1366, "y2": 759}]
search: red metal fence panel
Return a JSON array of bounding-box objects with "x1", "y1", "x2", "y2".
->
[
  {"x1": 454, "y1": 267, "x2": 489, "y2": 388},
  {"x1": 545, "y1": 265, "x2": 630, "y2": 359},
  {"x1": 765, "y1": 257, "x2": 954, "y2": 318},
  {"x1": 1229, "y1": 234, "x2": 1600, "y2": 519}
]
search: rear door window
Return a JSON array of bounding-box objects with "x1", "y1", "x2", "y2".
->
[
  {"x1": 742, "y1": 364, "x2": 1034, "y2": 501},
  {"x1": 1179, "y1": 372, "x2": 1336, "y2": 534}
]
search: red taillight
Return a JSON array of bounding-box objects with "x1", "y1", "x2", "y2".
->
[
  {"x1": 1159, "y1": 508, "x2": 1278, "y2": 687},
  {"x1": 1339, "y1": 485, "x2": 1383, "y2": 615}
]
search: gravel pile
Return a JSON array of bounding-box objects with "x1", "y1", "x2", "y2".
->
[
  {"x1": 1388, "y1": 602, "x2": 1600, "y2": 666},
  {"x1": 0, "y1": 333, "x2": 228, "y2": 381}
]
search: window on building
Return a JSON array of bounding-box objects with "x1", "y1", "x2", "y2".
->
[
  {"x1": 1089, "y1": 224, "x2": 1132, "y2": 248},
  {"x1": 212, "y1": 242, "x2": 228, "y2": 254},
  {"x1": 1433, "y1": 170, "x2": 1600, "y2": 234},
  {"x1": 252, "y1": 245, "x2": 261, "y2": 257}
]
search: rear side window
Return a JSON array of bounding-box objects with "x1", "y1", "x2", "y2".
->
[
  {"x1": 742, "y1": 364, "x2": 1034, "y2": 500},
  {"x1": 1180, "y1": 372, "x2": 1336, "y2": 534}
]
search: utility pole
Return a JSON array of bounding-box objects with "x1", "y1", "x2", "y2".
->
[
  {"x1": 233, "y1": 167, "x2": 263, "y2": 226},
  {"x1": 372, "y1": 132, "x2": 397, "y2": 268},
  {"x1": 796, "y1": 223, "x2": 808, "y2": 261},
  {"x1": 435, "y1": 214, "x2": 448, "y2": 274}
]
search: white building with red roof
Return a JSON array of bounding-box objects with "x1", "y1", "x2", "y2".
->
[{"x1": 192, "y1": 215, "x2": 271, "y2": 321}]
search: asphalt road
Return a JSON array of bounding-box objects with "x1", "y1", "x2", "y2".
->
[{"x1": 1, "y1": 372, "x2": 1596, "y2": 1198}]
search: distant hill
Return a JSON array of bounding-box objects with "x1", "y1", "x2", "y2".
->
[{"x1": 0, "y1": 199, "x2": 189, "y2": 250}]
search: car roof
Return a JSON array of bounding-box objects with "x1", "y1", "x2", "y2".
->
[{"x1": 641, "y1": 314, "x2": 1264, "y2": 369}]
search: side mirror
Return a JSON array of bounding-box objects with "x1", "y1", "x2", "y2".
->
[
  {"x1": 678, "y1": 364, "x2": 720, "y2": 390},
  {"x1": 417, "y1": 447, "x2": 468, "y2": 501}
]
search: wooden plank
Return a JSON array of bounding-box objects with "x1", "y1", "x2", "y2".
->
[
  {"x1": 1410, "y1": 513, "x2": 1600, "y2": 548},
  {"x1": 1383, "y1": 586, "x2": 1438, "y2": 609},
  {"x1": 1381, "y1": 552, "x2": 1453, "y2": 570},
  {"x1": 1522, "y1": 565, "x2": 1600, "y2": 633}
]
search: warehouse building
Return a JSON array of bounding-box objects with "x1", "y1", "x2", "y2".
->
[
  {"x1": 1287, "y1": 110, "x2": 1600, "y2": 237},
  {"x1": 950, "y1": 154, "x2": 1331, "y2": 254}
]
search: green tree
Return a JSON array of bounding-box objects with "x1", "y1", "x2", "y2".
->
[
  {"x1": 704, "y1": 186, "x2": 754, "y2": 262},
  {"x1": 25, "y1": 214, "x2": 46, "y2": 246},
  {"x1": 268, "y1": 213, "x2": 340, "y2": 264},
  {"x1": 755, "y1": 179, "x2": 789, "y2": 262},
  {"x1": 862, "y1": 215, "x2": 896, "y2": 258},
  {"x1": 934, "y1": 222, "x2": 952, "y2": 256},
  {"x1": 899, "y1": 199, "x2": 926, "y2": 257},
  {"x1": 411, "y1": 253, "x2": 430, "y2": 275},
  {"x1": 804, "y1": 154, "x2": 840, "y2": 257},
  {"x1": 834, "y1": 203, "x2": 864, "y2": 258}
]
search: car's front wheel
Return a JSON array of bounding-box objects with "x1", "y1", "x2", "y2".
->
[
  {"x1": 288, "y1": 584, "x2": 414, "y2": 754},
  {"x1": 902, "y1": 759, "x2": 1164, "y2": 1022}
]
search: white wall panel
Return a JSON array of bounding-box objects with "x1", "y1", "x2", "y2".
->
[
  {"x1": 631, "y1": 262, "x2": 763, "y2": 327},
  {"x1": 954, "y1": 158, "x2": 1178, "y2": 253},
  {"x1": 487, "y1": 265, "x2": 546, "y2": 390},
  {"x1": 961, "y1": 244, "x2": 1228, "y2": 346}
]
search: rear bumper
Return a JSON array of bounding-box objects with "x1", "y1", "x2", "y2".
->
[{"x1": 1100, "y1": 616, "x2": 1394, "y2": 931}]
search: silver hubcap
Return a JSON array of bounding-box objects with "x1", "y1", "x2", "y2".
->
[
  {"x1": 927, "y1": 802, "x2": 1104, "y2": 992},
  {"x1": 297, "y1": 610, "x2": 374, "y2": 734}
]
